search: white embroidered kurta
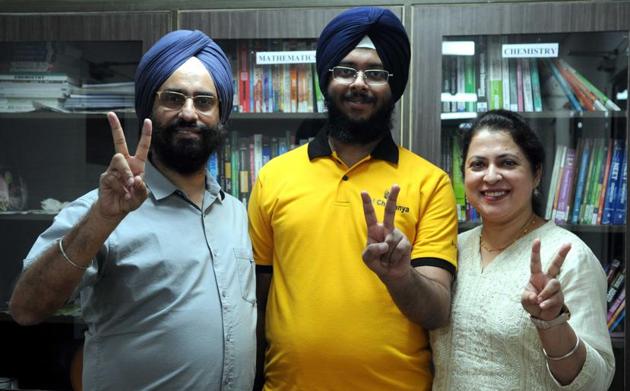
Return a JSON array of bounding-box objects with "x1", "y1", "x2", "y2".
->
[{"x1": 431, "y1": 221, "x2": 615, "y2": 391}]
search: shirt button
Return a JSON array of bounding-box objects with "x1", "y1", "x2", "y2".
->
[
  {"x1": 342, "y1": 175, "x2": 349, "y2": 181},
  {"x1": 222, "y1": 291, "x2": 227, "y2": 297}
]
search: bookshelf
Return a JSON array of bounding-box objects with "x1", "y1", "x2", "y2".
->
[
  {"x1": 0, "y1": 11, "x2": 170, "y2": 390},
  {"x1": 179, "y1": 7, "x2": 405, "y2": 204},
  {"x1": 412, "y1": 2, "x2": 630, "y2": 390}
]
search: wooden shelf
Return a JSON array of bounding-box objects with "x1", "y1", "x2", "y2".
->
[
  {"x1": 0, "y1": 110, "x2": 136, "y2": 120},
  {"x1": 0, "y1": 211, "x2": 56, "y2": 221},
  {"x1": 458, "y1": 221, "x2": 625, "y2": 234},
  {"x1": 611, "y1": 332, "x2": 625, "y2": 349},
  {"x1": 229, "y1": 112, "x2": 327, "y2": 120},
  {"x1": 441, "y1": 110, "x2": 626, "y2": 122}
]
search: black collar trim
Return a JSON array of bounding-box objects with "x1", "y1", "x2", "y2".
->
[{"x1": 307, "y1": 128, "x2": 399, "y2": 164}]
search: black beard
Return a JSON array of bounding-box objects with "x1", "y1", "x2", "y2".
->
[
  {"x1": 151, "y1": 118, "x2": 225, "y2": 175},
  {"x1": 324, "y1": 92, "x2": 394, "y2": 145}
]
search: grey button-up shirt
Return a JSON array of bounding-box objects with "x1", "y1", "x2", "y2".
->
[{"x1": 24, "y1": 163, "x2": 256, "y2": 390}]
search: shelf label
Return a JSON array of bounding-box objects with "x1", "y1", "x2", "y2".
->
[
  {"x1": 256, "y1": 51, "x2": 316, "y2": 65},
  {"x1": 502, "y1": 43, "x2": 559, "y2": 58}
]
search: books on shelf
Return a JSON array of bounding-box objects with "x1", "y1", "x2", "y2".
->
[
  {"x1": 605, "y1": 260, "x2": 626, "y2": 333},
  {"x1": 441, "y1": 36, "x2": 621, "y2": 115},
  {"x1": 209, "y1": 130, "x2": 300, "y2": 203},
  {"x1": 224, "y1": 39, "x2": 325, "y2": 114},
  {"x1": 546, "y1": 138, "x2": 626, "y2": 226}
]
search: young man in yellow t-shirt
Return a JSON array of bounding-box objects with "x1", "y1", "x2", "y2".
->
[{"x1": 249, "y1": 6, "x2": 458, "y2": 390}]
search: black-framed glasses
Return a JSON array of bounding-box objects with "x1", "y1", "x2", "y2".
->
[
  {"x1": 155, "y1": 90, "x2": 218, "y2": 114},
  {"x1": 329, "y1": 66, "x2": 393, "y2": 86}
]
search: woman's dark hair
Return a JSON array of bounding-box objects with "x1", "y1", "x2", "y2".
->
[{"x1": 460, "y1": 109, "x2": 546, "y2": 215}]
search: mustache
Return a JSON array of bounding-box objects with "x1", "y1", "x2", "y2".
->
[
  {"x1": 161, "y1": 119, "x2": 209, "y2": 133},
  {"x1": 342, "y1": 91, "x2": 376, "y2": 104}
]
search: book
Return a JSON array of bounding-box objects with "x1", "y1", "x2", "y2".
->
[
  {"x1": 529, "y1": 59, "x2": 543, "y2": 112},
  {"x1": 607, "y1": 301, "x2": 625, "y2": 329},
  {"x1": 560, "y1": 59, "x2": 621, "y2": 111},
  {"x1": 602, "y1": 139, "x2": 624, "y2": 224},
  {"x1": 464, "y1": 56, "x2": 476, "y2": 112},
  {"x1": 555, "y1": 59, "x2": 596, "y2": 111},
  {"x1": 545, "y1": 144, "x2": 565, "y2": 220},
  {"x1": 595, "y1": 139, "x2": 614, "y2": 224},
  {"x1": 570, "y1": 138, "x2": 591, "y2": 224},
  {"x1": 508, "y1": 58, "x2": 518, "y2": 111},
  {"x1": 590, "y1": 139, "x2": 612, "y2": 223},
  {"x1": 609, "y1": 309, "x2": 625, "y2": 332},
  {"x1": 543, "y1": 58, "x2": 582, "y2": 112},
  {"x1": 607, "y1": 267, "x2": 626, "y2": 303},
  {"x1": 554, "y1": 147, "x2": 576, "y2": 224},
  {"x1": 475, "y1": 36, "x2": 488, "y2": 112},
  {"x1": 612, "y1": 149, "x2": 627, "y2": 225},
  {"x1": 238, "y1": 41, "x2": 250, "y2": 112},
  {"x1": 451, "y1": 135, "x2": 466, "y2": 221},
  {"x1": 606, "y1": 259, "x2": 622, "y2": 285},
  {"x1": 521, "y1": 58, "x2": 534, "y2": 112},
  {"x1": 607, "y1": 286, "x2": 625, "y2": 322},
  {"x1": 501, "y1": 36, "x2": 510, "y2": 110},
  {"x1": 487, "y1": 36, "x2": 503, "y2": 110}
]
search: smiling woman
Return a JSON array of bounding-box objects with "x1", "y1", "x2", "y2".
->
[{"x1": 430, "y1": 110, "x2": 615, "y2": 391}]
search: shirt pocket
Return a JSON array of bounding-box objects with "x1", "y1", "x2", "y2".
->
[{"x1": 234, "y1": 248, "x2": 256, "y2": 304}]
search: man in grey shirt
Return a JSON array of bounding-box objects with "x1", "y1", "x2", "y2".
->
[{"x1": 9, "y1": 30, "x2": 255, "y2": 390}]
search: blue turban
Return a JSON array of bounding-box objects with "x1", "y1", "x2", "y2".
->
[
  {"x1": 135, "y1": 29, "x2": 233, "y2": 124},
  {"x1": 316, "y1": 7, "x2": 410, "y2": 103}
]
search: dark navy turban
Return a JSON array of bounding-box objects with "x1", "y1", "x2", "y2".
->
[
  {"x1": 135, "y1": 29, "x2": 233, "y2": 124},
  {"x1": 316, "y1": 7, "x2": 410, "y2": 103}
]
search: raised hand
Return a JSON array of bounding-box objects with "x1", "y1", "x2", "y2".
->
[
  {"x1": 361, "y1": 184, "x2": 412, "y2": 281},
  {"x1": 97, "y1": 112, "x2": 152, "y2": 219},
  {"x1": 521, "y1": 239, "x2": 572, "y2": 320}
]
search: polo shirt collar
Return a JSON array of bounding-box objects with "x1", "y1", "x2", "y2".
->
[
  {"x1": 307, "y1": 128, "x2": 399, "y2": 164},
  {"x1": 145, "y1": 160, "x2": 224, "y2": 202}
]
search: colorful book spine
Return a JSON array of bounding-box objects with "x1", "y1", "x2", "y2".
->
[
  {"x1": 571, "y1": 138, "x2": 592, "y2": 224},
  {"x1": 602, "y1": 139, "x2": 624, "y2": 224},
  {"x1": 612, "y1": 149, "x2": 627, "y2": 225},
  {"x1": 554, "y1": 148, "x2": 576, "y2": 224},
  {"x1": 546, "y1": 144, "x2": 566, "y2": 220},
  {"x1": 596, "y1": 139, "x2": 614, "y2": 224},
  {"x1": 515, "y1": 59, "x2": 524, "y2": 112},
  {"x1": 543, "y1": 58, "x2": 582, "y2": 112},
  {"x1": 529, "y1": 59, "x2": 543, "y2": 112},
  {"x1": 607, "y1": 286, "x2": 626, "y2": 322},
  {"x1": 609, "y1": 308, "x2": 626, "y2": 332}
]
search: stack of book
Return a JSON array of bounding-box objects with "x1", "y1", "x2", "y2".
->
[
  {"x1": 0, "y1": 72, "x2": 75, "y2": 112},
  {"x1": 546, "y1": 138, "x2": 627, "y2": 225},
  {"x1": 63, "y1": 81, "x2": 134, "y2": 111},
  {"x1": 605, "y1": 259, "x2": 626, "y2": 333}
]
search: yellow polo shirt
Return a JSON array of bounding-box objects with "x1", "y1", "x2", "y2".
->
[{"x1": 248, "y1": 130, "x2": 458, "y2": 391}]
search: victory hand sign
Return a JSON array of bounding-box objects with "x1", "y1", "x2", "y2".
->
[
  {"x1": 521, "y1": 239, "x2": 572, "y2": 320},
  {"x1": 361, "y1": 184, "x2": 412, "y2": 282},
  {"x1": 97, "y1": 112, "x2": 152, "y2": 219}
]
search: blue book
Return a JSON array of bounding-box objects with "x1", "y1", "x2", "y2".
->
[
  {"x1": 612, "y1": 148, "x2": 627, "y2": 225},
  {"x1": 602, "y1": 140, "x2": 624, "y2": 225},
  {"x1": 571, "y1": 138, "x2": 592, "y2": 224},
  {"x1": 544, "y1": 58, "x2": 582, "y2": 112},
  {"x1": 610, "y1": 308, "x2": 625, "y2": 332}
]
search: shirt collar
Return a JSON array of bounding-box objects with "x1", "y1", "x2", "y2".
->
[
  {"x1": 307, "y1": 127, "x2": 399, "y2": 164},
  {"x1": 145, "y1": 161, "x2": 224, "y2": 202}
]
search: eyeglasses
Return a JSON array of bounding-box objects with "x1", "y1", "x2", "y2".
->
[
  {"x1": 155, "y1": 90, "x2": 218, "y2": 114},
  {"x1": 329, "y1": 66, "x2": 393, "y2": 86}
]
